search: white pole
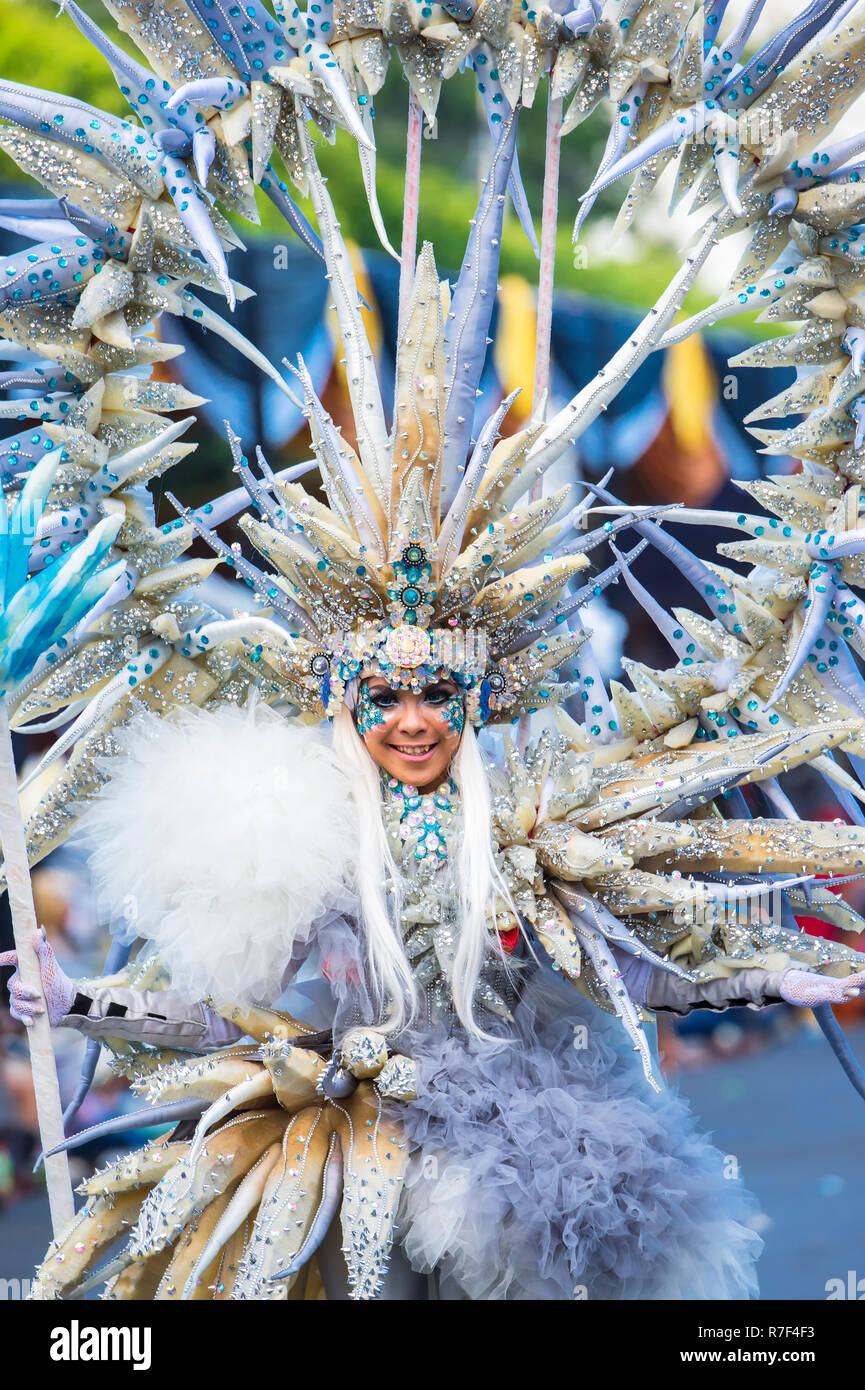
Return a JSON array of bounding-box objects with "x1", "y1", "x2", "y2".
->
[
  {"x1": 0, "y1": 698, "x2": 74, "y2": 1236},
  {"x1": 519, "y1": 84, "x2": 562, "y2": 754},
  {"x1": 397, "y1": 85, "x2": 424, "y2": 343}
]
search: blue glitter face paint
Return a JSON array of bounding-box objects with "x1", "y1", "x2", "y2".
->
[
  {"x1": 355, "y1": 679, "x2": 466, "y2": 744},
  {"x1": 434, "y1": 691, "x2": 465, "y2": 735},
  {"x1": 356, "y1": 680, "x2": 389, "y2": 735}
]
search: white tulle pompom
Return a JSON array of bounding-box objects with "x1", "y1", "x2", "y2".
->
[{"x1": 82, "y1": 700, "x2": 358, "y2": 1004}]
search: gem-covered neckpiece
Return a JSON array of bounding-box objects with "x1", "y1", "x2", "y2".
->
[{"x1": 386, "y1": 776, "x2": 456, "y2": 863}]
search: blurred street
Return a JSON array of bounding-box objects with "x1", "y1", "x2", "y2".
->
[
  {"x1": 675, "y1": 1021, "x2": 865, "y2": 1301},
  {"x1": 3, "y1": 1021, "x2": 865, "y2": 1301}
]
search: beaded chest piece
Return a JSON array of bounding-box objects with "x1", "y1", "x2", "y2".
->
[{"x1": 382, "y1": 776, "x2": 515, "y2": 1024}]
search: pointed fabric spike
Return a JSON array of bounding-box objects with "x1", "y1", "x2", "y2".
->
[
  {"x1": 767, "y1": 563, "x2": 839, "y2": 708},
  {"x1": 581, "y1": 103, "x2": 711, "y2": 204},
  {"x1": 96, "y1": 1, "x2": 238, "y2": 89},
  {"x1": 223, "y1": 423, "x2": 286, "y2": 532},
  {"x1": 180, "y1": 1142, "x2": 283, "y2": 1298},
  {"x1": 0, "y1": 80, "x2": 163, "y2": 197},
  {"x1": 507, "y1": 148, "x2": 540, "y2": 258},
  {"x1": 219, "y1": 455, "x2": 316, "y2": 530},
  {"x1": 185, "y1": 0, "x2": 286, "y2": 79},
  {"x1": 171, "y1": 495, "x2": 317, "y2": 636},
  {"x1": 574, "y1": 78, "x2": 648, "y2": 241},
  {"x1": 124, "y1": 1111, "x2": 289, "y2": 1266},
  {"x1": 609, "y1": 678, "x2": 656, "y2": 742},
  {"x1": 504, "y1": 543, "x2": 646, "y2": 654},
  {"x1": 45, "y1": 1100, "x2": 207, "y2": 1158},
  {"x1": 292, "y1": 359, "x2": 386, "y2": 561},
  {"x1": 356, "y1": 106, "x2": 400, "y2": 261},
  {"x1": 712, "y1": 128, "x2": 743, "y2": 217},
  {"x1": 465, "y1": 420, "x2": 546, "y2": 529},
  {"x1": 437, "y1": 389, "x2": 520, "y2": 574},
  {"x1": 568, "y1": 611, "x2": 618, "y2": 741},
  {"x1": 302, "y1": 38, "x2": 375, "y2": 150},
  {"x1": 4, "y1": 449, "x2": 63, "y2": 598},
  {"x1": 445, "y1": 487, "x2": 570, "y2": 592},
  {"x1": 723, "y1": 0, "x2": 852, "y2": 111},
  {"x1": 238, "y1": 1119, "x2": 339, "y2": 1296},
  {"x1": 440, "y1": 107, "x2": 519, "y2": 496},
  {"x1": 260, "y1": 166, "x2": 324, "y2": 262},
  {"x1": 609, "y1": 542, "x2": 693, "y2": 660},
  {"x1": 158, "y1": 150, "x2": 235, "y2": 308},
  {"x1": 557, "y1": 890, "x2": 661, "y2": 1093},
  {"x1": 1, "y1": 236, "x2": 106, "y2": 314},
  {"x1": 295, "y1": 116, "x2": 390, "y2": 505},
  {"x1": 473, "y1": 47, "x2": 539, "y2": 256},
  {"x1": 56, "y1": 0, "x2": 176, "y2": 132},
  {"x1": 527, "y1": 208, "x2": 734, "y2": 479},
  {"x1": 576, "y1": 478, "x2": 737, "y2": 632},
  {"x1": 390, "y1": 243, "x2": 445, "y2": 543},
  {"x1": 330, "y1": 1083, "x2": 408, "y2": 1301},
  {"x1": 177, "y1": 292, "x2": 299, "y2": 405},
  {"x1": 814, "y1": 1003, "x2": 865, "y2": 1108},
  {"x1": 166, "y1": 76, "x2": 249, "y2": 117},
  {"x1": 250, "y1": 80, "x2": 283, "y2": 183}
]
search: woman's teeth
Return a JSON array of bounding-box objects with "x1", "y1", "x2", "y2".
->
[{"x1": 392, "y1": 744, "x2": 435, "y2": 755}]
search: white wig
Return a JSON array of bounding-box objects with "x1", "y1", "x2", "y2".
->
[
  {"x1": 332, "y1": 686, "x2": 515, "y2": 1040},
  {"x1": 332, "y1": 698, "x2": 417, "y2": 1033}
]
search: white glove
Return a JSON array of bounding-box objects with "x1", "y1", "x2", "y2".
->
[
  {"x1": 779, "y1": 968, "x2": 865, "y2": 1009},
  {"x1": 0, "y1": 929, "x2": 75, "y2": 1026}
]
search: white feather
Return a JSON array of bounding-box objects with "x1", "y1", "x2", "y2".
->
[{"x1": 82, "y1": 701, "x2": 358, "y2": 1004}]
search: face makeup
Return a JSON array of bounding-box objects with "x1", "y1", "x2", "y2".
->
[{"x1": 356, "y1": 676, "x2": 465, "y2": 791}]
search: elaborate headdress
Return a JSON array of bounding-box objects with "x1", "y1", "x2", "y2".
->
[{"x1": 173, "y1": 116, "x2": 601, "y2": 725}]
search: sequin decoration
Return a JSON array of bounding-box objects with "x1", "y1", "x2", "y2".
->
[
  {"x1": 435, "y1": 692, "x2": 465, "y2": 736},
  {"x1": 356, "y1": 680, "x2": 387, "y2": 735},
  {"x1": 387, "y1": 776, "x2": 454, "y2": 862}
]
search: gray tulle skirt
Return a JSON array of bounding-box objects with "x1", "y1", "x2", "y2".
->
[{"x1": 394, "y1": 966, "x2": 763, "y2": 1300}]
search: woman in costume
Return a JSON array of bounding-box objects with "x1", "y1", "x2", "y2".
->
[
  {"x1": 5, "y1": 649, "x2": 865, "y2": 1301},
  {"x1": 3, "y1": 0, "x2": 865, "y2": 1301}
]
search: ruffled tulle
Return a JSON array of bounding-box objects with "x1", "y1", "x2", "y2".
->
[{"x1": 396, "y1": 965, "x2": 763, "y2": 1300}]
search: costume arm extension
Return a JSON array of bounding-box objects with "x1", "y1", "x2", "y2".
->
[
  {"x1": 61, "y1": 986, "x2": 245, "y2": 1049},
  {"x1": 610, "y1": 948, "x2": 787, "y2": 1016}
]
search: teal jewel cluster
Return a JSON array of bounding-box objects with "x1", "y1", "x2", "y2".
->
[
  {"x1": 388, "y1": 776, "x2": 455, "y2": 862},
  {"x1": 386, "y1": 536, "x2": 436, "y2": 629},
  {"x1": 315, "y1": 527, "x2": 508, "y2": 719}
]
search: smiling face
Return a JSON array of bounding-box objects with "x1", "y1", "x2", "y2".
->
[{"x1": 355, "y1": 675, "x2": 465, "y2": 791}]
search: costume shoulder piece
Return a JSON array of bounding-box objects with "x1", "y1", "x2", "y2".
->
[{"x1": 82, "y1": 702, "x2": 358, "y2": 1003}]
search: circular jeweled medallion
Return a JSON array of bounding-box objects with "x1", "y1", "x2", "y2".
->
[{"x1": 384, "y1": 623, "x2": 432, "y2": 669}]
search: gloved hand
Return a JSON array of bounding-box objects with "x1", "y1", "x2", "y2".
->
[
  {"x1": 779, "y1": 968, "x2": 865, "y2": 1009},
  {"x1": 0, "y1": 928, "x2": 75, "y2": 1026}
]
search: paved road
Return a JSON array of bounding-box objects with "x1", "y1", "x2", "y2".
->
[
  {"x1": 2, "y1": 1022, "x2": 864, "y2": 1300},
  {"x1": 675, "y1": 1021, "x2": 865, "y2": 1301}
]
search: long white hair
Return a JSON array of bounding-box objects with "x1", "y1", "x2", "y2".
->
[{"x1": 332, "y1": 691, "x2": 515, "y2": 1039}]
